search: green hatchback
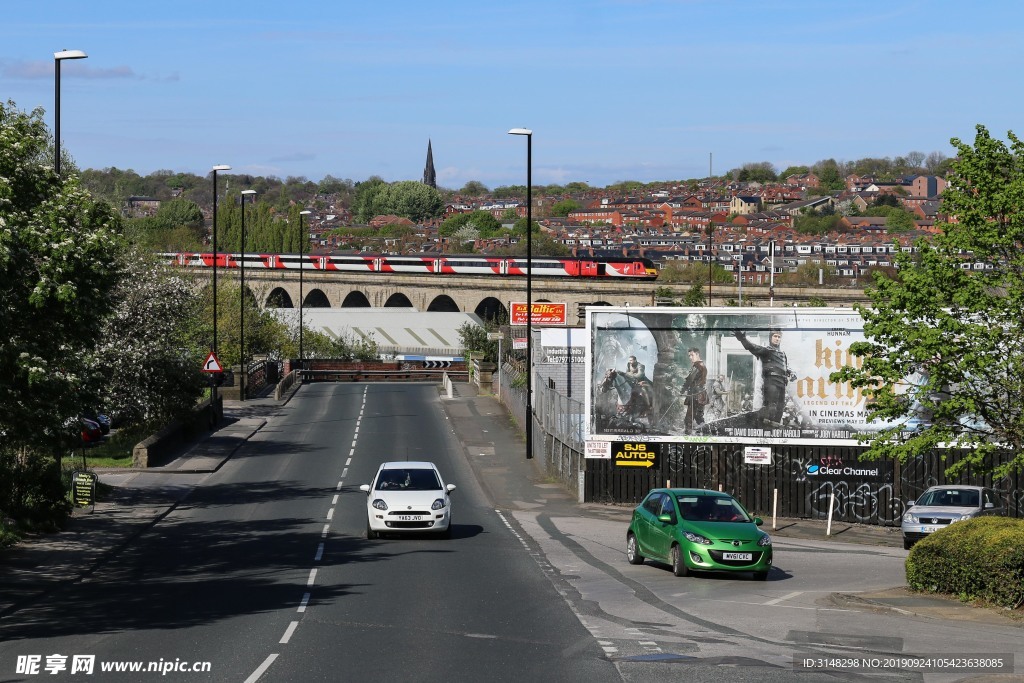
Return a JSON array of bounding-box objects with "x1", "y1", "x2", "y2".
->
[{"x1": 626, "y1": 488, "x2": 772, "y2": 580}]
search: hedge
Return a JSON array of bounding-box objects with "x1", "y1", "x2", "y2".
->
[{"x1": 905, "y1": 516, "x2": 1024, "y2": 610}]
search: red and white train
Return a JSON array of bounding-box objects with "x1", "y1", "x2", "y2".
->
[{"x1": 163, "y1": 252, "x2": 659, "y2": 279}]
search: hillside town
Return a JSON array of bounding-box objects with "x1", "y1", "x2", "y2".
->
[{"x1": 286, "y1": 170, "x2": 952, "y2": 287}]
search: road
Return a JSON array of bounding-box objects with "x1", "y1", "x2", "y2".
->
[{"x1": 0, "y1": 383, "x2": 1020, "y2": 682}]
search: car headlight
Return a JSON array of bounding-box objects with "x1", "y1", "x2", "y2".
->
[
  {"x1": 959, "y1": 514, "x2": 973, "y2": 521},
  {"x1": 758, "y1": 534, "x2": 772, "y2": 547},
  {"x1": 902, "y1": 512, "x2": 915, "y2": 523},
  {"x1": 683, "y1": 531, "x2": 712, "y2": 545},
  {"x1": 431, "y1": 498, "x2": 447, "y2": 511},
  {"x1": 371, "y1": 499, "x2": 388, "y2": 511}
]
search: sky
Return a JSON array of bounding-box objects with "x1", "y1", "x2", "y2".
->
[{"x1": 4, "y1": 1, "x2": 1024, "y2": 190}]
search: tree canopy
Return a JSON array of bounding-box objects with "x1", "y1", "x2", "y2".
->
[{"x1": 833, "y1": 124, "x2": 1024, "y2": 478}]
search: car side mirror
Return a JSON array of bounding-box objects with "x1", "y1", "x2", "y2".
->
[
  {"x1": 984, "y1": 501, "x2": 994, "y2": 509},
  {"x1": 657, "y1": 514, "x2": 675, "y2": 524},
  {"x1": 446, "y1": 484, "x2": 456, "y2": 493},
  {"x1": 753, "y1": 517, "x2": 763, "y2": 526},
  {"x1": 359, "y1": 484, "x2": 370, "y2": 494},
  {"x1": 907, "y1": 500, "x2": 915, "y2": 508}
]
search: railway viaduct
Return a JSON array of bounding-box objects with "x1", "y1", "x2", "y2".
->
[{"x1": 209, "y1": 268, "x2": 871, "y2": 318}]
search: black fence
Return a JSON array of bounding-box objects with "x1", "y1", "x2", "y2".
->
[{"x1": 583, "y1": 442, "x2": 1023, "y2": 526}]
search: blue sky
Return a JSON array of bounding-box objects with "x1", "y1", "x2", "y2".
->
[{"x1": 4, "y1": 1, "x2": 1023, "y2": 189}]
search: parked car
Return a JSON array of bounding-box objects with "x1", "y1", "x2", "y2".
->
[
  {"x1": 359, "y1": 461, "x2": 456, "y2": 539},
  {"x1": 900, "y1": 485, "x2": 1005, "y2": 549},
  {"x1": 82, "y1": 409, "x2": 111, "y2": 435},
  {"x1": 80, "y1": 417, "x2": 103, "y2": 445},
  {"x1": 626, "y1": 488, "x2": 772, "y2": 580}
]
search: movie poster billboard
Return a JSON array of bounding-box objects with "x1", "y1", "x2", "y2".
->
[{"x1": 585, "y1": 307, "x2": 918, "y2": 446}]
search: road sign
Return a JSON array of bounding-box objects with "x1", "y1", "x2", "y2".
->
[
  {"x1": 612, "y1": 442, "x2": 658, "y2": 468},
  {"x1": 202, "y1": 352, "x2": 224, "y2": 373}
]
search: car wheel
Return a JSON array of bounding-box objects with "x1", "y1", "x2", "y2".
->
[
  {"x1": 366, "y1": 522, "x2": 378, "y2": 540},
  {"x1": 626, "y1": 533, "x2": 644, "y2": 565},
  {"x1": 903, "y1": 537, "x2": 913, "y2": 550},
  {"x1": 671, "y1": 544, "x2": 689, "y2": 577},
  {"x1": 753, "y1": 570, "x2": 769, "y2": 581}
]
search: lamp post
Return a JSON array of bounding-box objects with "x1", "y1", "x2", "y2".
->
[
  {"x1": 769, "y1": 239, "x2": 776, "y2": 307},
  {"x1": 508, "y1": 128, "x2": 533, "y2": 459},
  {"x1": 211, "y1": 164, "x2": 231, "y2": 412},
  {"x1": 239, "y1": 189, "x2": 256, "y2": 401},
  {"x1": 53, "y1": 49, "x2": 87, "y2": 175},
  {"x1": 298, "y1": 210, "x2": 311, "y2": 369},
  {"x1": 707, "y1": 223, "x2": 713, "y2": 305}
]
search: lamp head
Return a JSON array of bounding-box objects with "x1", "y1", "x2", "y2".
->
[
  {"x1": 55, "y1": 50, "x2": 87, "y2": 61},
  {"x1": 240, "y1": 190, "x2": 256, "y2": 195},
  {"x1": 212, "y1": 164, "x2": 231, "y2": 172},
  {"x1": 299, "y1": 210, "x2": 312, "y2": 215},
  {"x1": 507, "y1": 128, "x2": 532, "y2": 136}
]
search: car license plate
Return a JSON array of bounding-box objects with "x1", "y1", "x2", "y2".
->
[
  {"x1": 722, "y1": 552, "x2": 752, "y2": 561},
  {"x1": 397, "y1": 515, "x2": 422, "y2": 521}
]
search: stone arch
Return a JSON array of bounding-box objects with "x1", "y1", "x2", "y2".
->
[
  {"x1": 474, "y1": 296, "x2": 507, "y2": 324},
  {"x1": 426, "y1": 294, "x2": 460, "y2": 312},
  {"x1": 267, "y1": 287, "x2": 293, "y2": 308},
  {"x1": 305, "y1": 288, "x2": 331, "y2": 308},
  {"x1": 341, "y1": 291, "x2": 372, "y2": 308},
  {"x1": 384, "y1": 292, "x2": 414, "y2": 308}
]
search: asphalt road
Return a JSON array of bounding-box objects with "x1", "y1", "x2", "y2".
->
[
  {"x1": 0, "y1": 384, "x2": 621, "y2": 682},
  {"x1": 1, "y1": 382, "x2": 1021, "y2": 683}
]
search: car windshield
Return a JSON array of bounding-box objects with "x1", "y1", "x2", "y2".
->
[
  {"x1": 916, "y1": 488, "x2": 979, "y2": 507},
  {"x1": 677, "y1": 495, "x2": 749, "y2": 522},
  {"x1": 375, "y1": 468, "x2": 441, "y2": 491}
]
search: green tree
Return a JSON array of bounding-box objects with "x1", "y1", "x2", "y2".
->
[
  {"x1": 456, "y1": 321, "x2": 497, "y2": 363},
  {"x1": 0, "y1": 101, "x2": 124, "y2": 523},
  {"x1": 683, "y1": 284, "x2": 706, "y2": 306},
  {"x1": 459, "y1": 180, "x2": 489, "y2": 196},
  {"x1": 832, "y1": 125, "x2": 1024, "y2": 478},
  {"x1": 549, "y1": 199, "x2": 581, "y2": 217}
]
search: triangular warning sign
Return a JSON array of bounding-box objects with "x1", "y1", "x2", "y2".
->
[{"x1": 202, "y1": 352, "x2": 224, "y2": 373}]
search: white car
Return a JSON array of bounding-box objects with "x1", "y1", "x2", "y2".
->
[{"x1": 359, "y1": 461, "x2": 456, "y2": 539}]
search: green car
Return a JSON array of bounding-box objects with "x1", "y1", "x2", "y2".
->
[{"x1": 626, "y1": 488, "x2": 773, "y2": 580}]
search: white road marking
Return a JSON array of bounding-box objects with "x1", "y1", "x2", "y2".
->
[
  {"x1": 298, "y1": 592, "x2": 310, "y2": 612},
  {"x1": 315, "y1": 543, "x2": 324, "y2": 561},
  {"x1": 764, "y1": 590, "x2": 803, "y2": 605},
  {"x1": 321, "y1": 524, "x2": 330, "y2": 538},
  {"x1": 307, "y1": 568, "x2": 317, "y2": 586},
  {"x1": 243, "y1": 654, "x2": 278, "y2": 683},
  {"x1": 332, "y1": 494, "x2": 339, "y2": 505},
  {"x1": 279, "y1": 621, "x2": 298, "y2": 644},
  {"x1": 326, "y1": 508, "x2": 334, "y2": 521}
]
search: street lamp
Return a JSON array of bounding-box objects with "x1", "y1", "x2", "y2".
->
[
  {"x1": 211, "y1": 164, "x2": 231, "y2": 412},
  {"x1": 298, "y1": 210, "x2": 312, "y2": 369},
  {"x1": 239, "y1": 189, "x2": 256, "y2": 401},
  {"x1": 53, "y1": 49, "x2": 87, "y2": 176},
  {"x1": 508, "y1": 127, "x2": 533, "y2": 459}
]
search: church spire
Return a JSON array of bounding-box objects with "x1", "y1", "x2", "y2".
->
[{"x1": 422, "y1": 139, "x2": 436, "y2": 189}]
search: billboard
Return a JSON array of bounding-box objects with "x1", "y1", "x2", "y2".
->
[
  {"x1": 511, "y1": 302, "x2": 568, "y2": 325},
  {"x1": 585, "y1": 307, "x2": 918, "y2": 446}
]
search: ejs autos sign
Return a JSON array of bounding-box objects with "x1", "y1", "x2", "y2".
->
[{"x1": 511, "y1": 302, "x2": 567, "y2": 325}]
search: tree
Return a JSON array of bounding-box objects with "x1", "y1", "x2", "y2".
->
[
  {"x1": 682, "y1": 284, "x2": 706, "y2": 306},
  {"x1": 459, "y1": 180, "x2": 489, "y2": 196},
  {"x1": 0, "y1": 100, "x2": 124, "y2": 523},
  {"x1": 354, "y1": 179, "x2": 443, "y2": 223},
  {"x1": 92, "y1": 250, "x2": 207, "y2": 427},
  {"x1": 549, "y1": 199, "x2": 581, "y2": 217},
  {"x1": 456, "y1": 321, "x2": 497, "y2": 363},
  {"x1": 832, "y1": 125, "x2": 1024, "y2": 479}
]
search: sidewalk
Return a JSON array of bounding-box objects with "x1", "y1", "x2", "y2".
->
[{"x1": 0, "y1": 383, "x2": 1015, "y2": 629}]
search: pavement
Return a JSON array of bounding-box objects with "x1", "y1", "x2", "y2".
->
[{"x1": 1, "y1": 382, "x2": 1020, "y2": 630}]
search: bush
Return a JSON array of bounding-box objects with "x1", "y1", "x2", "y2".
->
[{"x1": 905, "y1": 517, "x2": 1024, "y2": 610}]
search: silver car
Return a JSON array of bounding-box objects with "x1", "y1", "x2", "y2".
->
[{"x1": 901, "y1": 485, "x2": 1004, "y2": 549}]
